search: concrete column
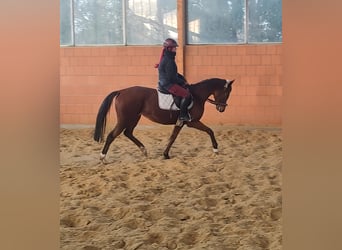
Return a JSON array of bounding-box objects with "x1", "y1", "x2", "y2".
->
[{"x1": 176, "y1": 0, "x2": 185, "y2": 75}]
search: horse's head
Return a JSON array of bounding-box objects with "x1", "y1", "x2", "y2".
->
[{"x1": 210, "y1": 79, "x2": 234, "y2": 112}]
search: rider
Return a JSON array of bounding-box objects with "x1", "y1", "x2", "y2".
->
[{"x1": 155, "y1": 38, "x2": 192, "y2": 122}]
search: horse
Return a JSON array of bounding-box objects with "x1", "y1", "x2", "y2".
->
[{"x1": 93, "y1": 78, "x2": 234, "y2": 162}]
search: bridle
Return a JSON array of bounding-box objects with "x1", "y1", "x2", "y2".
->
[
  {"x1": 206, "y1": 80, "x2": 230, "y2": 107},
  {"x1": 206, "y1": 98, "x2": 227, "y2": 107}
]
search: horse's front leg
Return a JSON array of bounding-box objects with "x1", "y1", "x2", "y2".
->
[
  {"x1": 163, "y1": 124, "x2": 184, "y2": 159},
  {"x1": 187, "y1": 121, "x2": 219, "y2": 154}
]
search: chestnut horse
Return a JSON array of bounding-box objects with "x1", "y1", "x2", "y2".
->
[{"x1": 94, "y1": 78, "x2": 234, "y2": 162}]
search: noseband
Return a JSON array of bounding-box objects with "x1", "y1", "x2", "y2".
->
[
  {"x1": 206, "y1": 98, "x2": 227, "y2": 107},
  {"x1": 206, "y1": 80, "x2": 230, "y2": 107}
]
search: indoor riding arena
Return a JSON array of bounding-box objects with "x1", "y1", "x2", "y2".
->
[{"x1": 60, "y1": 0, "x2": 282, "y2": 249}]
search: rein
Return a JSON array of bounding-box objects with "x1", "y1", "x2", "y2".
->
[{"x1": 206, "y1": 98, "x2": 227, "y2": 107}]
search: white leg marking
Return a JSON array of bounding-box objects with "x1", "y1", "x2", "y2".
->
[{"x1": 100, "y1": 153, "x2": 106, "y2": 160}]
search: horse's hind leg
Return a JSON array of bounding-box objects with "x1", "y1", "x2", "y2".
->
[
  {"x1": 100, "y1": 124, "x2": 125, "y2": 162},
  {"x1": 163, "y1": 124, "x2": 184, "y2": 159},
  {"x1": 123, "y1": 116, "x2": 147, "y2": 156}
]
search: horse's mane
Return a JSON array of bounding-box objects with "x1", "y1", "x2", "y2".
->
[
  {"x1": 189, "y1": 78, "x2": 224, "y2": 90},
  {"x1": 187, "y1": 78, "x2": 224, "y2": 98},
  {"x1": 193, "y1": 78, "x2": 223, "y2": 85}
]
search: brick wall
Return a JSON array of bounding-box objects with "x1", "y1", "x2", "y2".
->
[
  {"x1": 60, "y1": 44, "x2": 282, "y2": 126},
  {"x1": 60, "y1": 46, "x2": 160, "y2": 124},
  {"x1": 185, "y1": 44, "x2": 282, "y2": 125}
]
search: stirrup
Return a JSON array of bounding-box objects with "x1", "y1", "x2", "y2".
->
[{"x1": 178, "y1": 114, "x2": 191, "y2": 122}]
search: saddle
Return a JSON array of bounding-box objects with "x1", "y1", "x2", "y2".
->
[{"x1": 157, "y1": 89, "x2": 193, "y2": 111}]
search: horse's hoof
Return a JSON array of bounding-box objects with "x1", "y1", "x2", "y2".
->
[
  {"x1": 140, "y1": 147, "x2": 148, "y2": 157},
  {"x1": 101, "y1": 159, "x2": 109, "y2": 165},
  {"x1": 100, "y1": 153, "x2": 108, "y2": 164},
  {"x1": 163, "y1": 153, "x2": 170, "y2": 159}
]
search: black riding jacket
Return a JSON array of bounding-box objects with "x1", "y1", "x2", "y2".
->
[{"x1": 158, "y1": 50, "x2": 186, "y2": 92}]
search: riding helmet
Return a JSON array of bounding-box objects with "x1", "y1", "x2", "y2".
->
[{"x1": 163, "y1": 38, "x2": 178, "y2": 49}]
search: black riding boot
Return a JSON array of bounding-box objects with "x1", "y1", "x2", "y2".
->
[{"x1": 179, "y1": 97, "x2": 192, "y2": 121}]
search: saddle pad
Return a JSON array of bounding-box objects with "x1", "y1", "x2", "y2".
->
[{"x1": 157, "y1": 91, "x2": 180, "y2": 110}]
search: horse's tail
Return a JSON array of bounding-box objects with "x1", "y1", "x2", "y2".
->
[{"x1": 93, "y1": 91, "x2": 120, "y2": 142}]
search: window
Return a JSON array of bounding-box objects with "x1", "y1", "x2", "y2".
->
[
  {"x1": 74, "y1": 0, "x2": 123, "y2": 45},
  {"x1": 186, "y1": 0, "x2": 282, "y2": 44},
  {"x1": 60, "y1": 0, "x2": 73, "y2": 45},
  {"x1": 248, "y1": 0, "x2": 282, "y2": 42},
  {"x1": 126, "y1": 0, "x2": 177, "y2": 45},
  {"x1": 60, "y1": 0, "x2": 178, "y2": 46}
]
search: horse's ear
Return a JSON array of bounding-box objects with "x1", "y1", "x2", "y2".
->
[{"x1": 229, "y1": 79, "x2": 235, "y2": 85}]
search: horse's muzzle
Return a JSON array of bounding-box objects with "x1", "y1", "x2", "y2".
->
[{"x1": 217, "y1": 105, "x2": 226, "y2": 112}]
